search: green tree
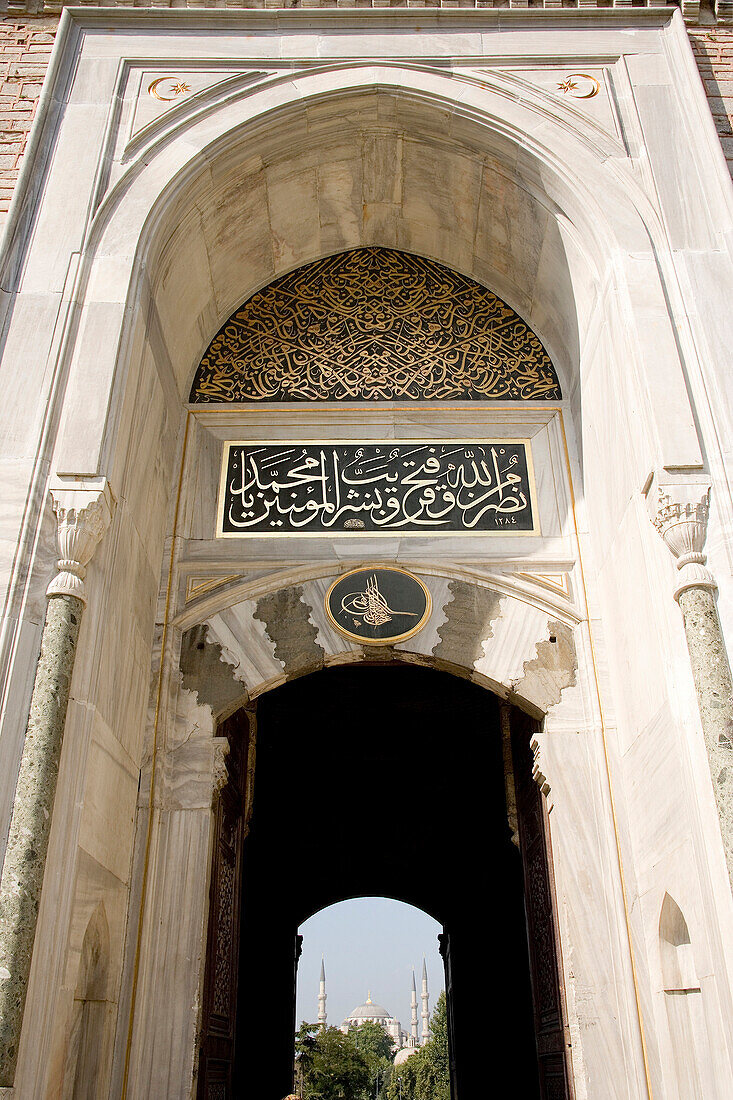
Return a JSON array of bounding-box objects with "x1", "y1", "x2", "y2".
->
[
  {"x1": 388, "y1": 1053, "x2": 419, "y2": 1100},
  {"x1": 386, "y1": 991, "x2": 450, "y2": 1100},
  {"x1": 348, "y1": 1020, "x2": 395, "y2": 1065},
  {"x1": 348, "y1": 1021, "x2": 395, "y2": 1096},
  {"x1": 295, "y1": 1023, "x2": 372, "y2": 1100}
]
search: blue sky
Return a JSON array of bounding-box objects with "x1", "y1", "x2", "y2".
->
[{"x1": 296, "y1": 897, "x2": 444, "y2": 1035}]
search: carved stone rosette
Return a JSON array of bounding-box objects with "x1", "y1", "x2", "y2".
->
[
  {"x1": 46, "y1": 478, "x2": 114, "y2": 604},
  {"x1": 653, "y1": 489, "x2": 715, "y2": 602}
]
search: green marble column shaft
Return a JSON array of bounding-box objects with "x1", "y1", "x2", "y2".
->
[
  {"x1": 677, "y1": 585, "x2": 733, "y2": 888},
  {"x1": 0, "y1": 593, "x2": 83, "y2": 1085}
]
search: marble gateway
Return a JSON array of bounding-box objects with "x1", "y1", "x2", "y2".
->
[{"x1": 0, "y1": 8, "x2": 730, "y2": 1100}]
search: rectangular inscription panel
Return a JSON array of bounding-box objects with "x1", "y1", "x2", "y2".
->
[{"x1": 217, "y1": 440, "x2": 538, "y2": 537}]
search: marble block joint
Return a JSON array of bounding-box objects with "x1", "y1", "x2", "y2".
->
[
  {"x1": 654, "y1": 487, "x2": 733, "y2": 889},
  {"x1": 0, "y1": 479, "x2": 112, "y2": 1085}
]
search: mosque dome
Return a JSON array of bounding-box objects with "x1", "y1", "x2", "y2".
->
[
  {"x1": 394, "y1": 1046, "x2": 419, "y2": 1066},
  {"x1": 344, "y1": 994, "x2": 391, "y2": 1022}
]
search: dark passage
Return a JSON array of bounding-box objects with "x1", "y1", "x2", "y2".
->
[{"x1": 230, "y1": 664, "x2": 541, "y2": 1098}]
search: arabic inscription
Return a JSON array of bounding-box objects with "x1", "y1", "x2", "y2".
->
[
  {"x1": 217, "y1": 442, "x2": 537, "y2": 537},
  {"x1": 326, "y1": 567, "x2": 431, "y2": 646},
  {"x1": 191, "y1": 248, "x2": 561, "y2": 403}
]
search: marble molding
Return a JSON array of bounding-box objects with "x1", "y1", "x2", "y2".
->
[{"x1": 0, "y1": 0, "x2": 727, "y2": 22}]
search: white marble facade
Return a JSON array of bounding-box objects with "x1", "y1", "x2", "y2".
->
[{"x1": 0, "y1": 7, "x2": 732, "y2": 1098}]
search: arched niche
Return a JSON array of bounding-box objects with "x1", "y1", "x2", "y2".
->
[
  {"x1": 31, "y1": 60, "x2": 692, "y2": 1100},
  {"x1": 659, "y1": 894, "x2": 706, "y2": 1100},
  {"x1": 62, "y1": 903, "x2": 112, "y2": 1100},
  {"x1": 660, "y1": 892, "x2": 699, "y2": 993},
  {"x1": 48, "y1": 69, "x2": 694, "y2": 615},
  {"x1": 57, "y1": 68, "x2": 675, "y2": 485}
]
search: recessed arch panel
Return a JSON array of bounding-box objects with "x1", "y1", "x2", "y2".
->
[{"x1": 189, "y1": 247, "x2": 562, "y2": 403}]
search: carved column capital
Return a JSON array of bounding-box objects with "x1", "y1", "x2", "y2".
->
[
  {"x1": 651, "y1": 478, "x2": 733, "y2": 889},
  {"x1": 47, "y1": 477, "x2": 114, "y2": 606},
  {"x1": 211, "y1": 737, "x2": 230, "y2": 799},
  {"x1": 653, "y1": 486, "x2": 715, "y2": 602}
]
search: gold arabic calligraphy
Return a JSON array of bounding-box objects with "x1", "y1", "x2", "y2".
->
[
  {"x1": 341, "y1": 575, "x2": 417, "y2": 627},
  {"x1": 191, "y1": 248, "x2": 561, "y2": 403}
]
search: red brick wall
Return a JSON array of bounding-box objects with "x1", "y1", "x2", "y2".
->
[
  {"x1": 0, "y1": 15, "x2": 731, "y2": 226},
  {"x1": 0, "y1": 16, "x2": 58, "y2": 225},
  {"x1": 689, "y1": 28, "x2": 733, "y2": 182}
]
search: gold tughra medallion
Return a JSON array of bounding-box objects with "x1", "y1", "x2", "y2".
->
[{"x1": 325, "y1": 567, "x2": 432, "y2": 646}]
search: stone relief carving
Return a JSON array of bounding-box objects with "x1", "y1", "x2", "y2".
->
[
  {"x1": 212, "y1": 830, "x2": 237, "y2": 1019},
  {"x1": 211, "y1": 737, "x2": 230, "y2": 799},
  {"x1": 46, "y1": 478, "x2": 114, "y2": 605},
  {"x1": 531, "y1": 734, "x2": 554, "y2": 812},
  {"x1": 653, "y1": 486, "x2": 715, "y2": 600}
]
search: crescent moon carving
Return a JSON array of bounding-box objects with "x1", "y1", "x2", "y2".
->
[
  {"x1": 562, "y1": 73, "x2": 600, "y2": 100},
  {"x1": 147, "y1": 78, "x2": 190, "y2": 103}
]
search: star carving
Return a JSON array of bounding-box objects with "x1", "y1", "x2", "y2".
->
[{"x1": 557, "y1": 79, "x2": 578, "y2": 94}]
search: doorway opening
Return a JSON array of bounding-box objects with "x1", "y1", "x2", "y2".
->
[
  {"x1": 295, "y1": 897, "x2": 443, "y2": 1098},
  {"x1": 197, "y1": 662, "x2": 572, "y2": 1099}
]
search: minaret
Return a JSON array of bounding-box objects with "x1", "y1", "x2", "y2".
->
[
  {"x1": 420, "y1": 958, "x2": 430, "y2": 1045},
  {"x1": 318, "y1": 956, "x2": 327, "y2": 1028},
  {"x1": 410, "y1": 969, "x2": 419, "y2": 1046}
]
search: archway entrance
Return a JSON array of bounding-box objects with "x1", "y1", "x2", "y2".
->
[
  {"x1": 294, "y1": 897, "x2": 444, "y2": 1097},
  {"x1": 197, "y1": 664, "x2": 572, "y2": 1099}
]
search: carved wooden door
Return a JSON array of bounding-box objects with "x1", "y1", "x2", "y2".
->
[
  {"x1": 513, "y1": 725, "x2": 574, "y2": 1100},
  {"x1": 197, "y1": 710, "x2": 253, "y2": 1100}
]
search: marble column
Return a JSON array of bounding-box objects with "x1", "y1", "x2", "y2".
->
[
  {"x1": 0, "y1": 478, "x2": 113, "y2": 1086},
  {"x1": 654, "y1": 488, "x2": 733, "y2": 889}
]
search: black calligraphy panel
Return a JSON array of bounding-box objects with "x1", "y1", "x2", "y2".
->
[{"x1": 217, "y1": 442, "x2": 537, "y2": 536}]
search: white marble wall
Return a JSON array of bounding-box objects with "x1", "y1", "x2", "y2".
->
[{"x1": 0, "y1": 8, "x2": 731, "y2": 1100}]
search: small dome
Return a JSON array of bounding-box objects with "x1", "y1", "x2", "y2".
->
[{"x1": 394, "y1": 1047, "x2": 419, "y2": 1066}]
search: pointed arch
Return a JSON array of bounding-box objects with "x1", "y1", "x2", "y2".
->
[
  {"x1": 659, "y1": 893, "x2": 698, "y2": 992},
  {"x1": 62, "y1": 904, "x2": 111, "y2": 1100},
  {"x1": 659, "y1": 894, "x2": 706, "y2": 1100}
]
